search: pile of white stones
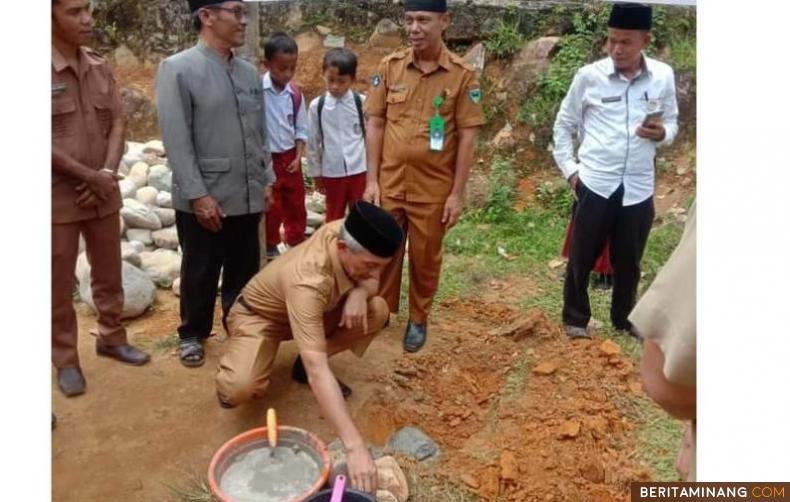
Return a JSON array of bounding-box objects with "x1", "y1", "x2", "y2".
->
[{"x1": 77, "y1": 139, "x2": 328, "y2": 320}]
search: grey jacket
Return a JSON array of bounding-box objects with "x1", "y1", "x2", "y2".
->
[{"x1": 155, "y1": 41, "x2": 275, "y2": 215}]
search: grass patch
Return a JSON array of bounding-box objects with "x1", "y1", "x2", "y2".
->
[
  {"x1": 151, "y1": 334, "x2": 180, "y2": 352},
  {"x1": 620, "y1": 394, "x2": 685, "y2": 481},
  {"x1": 164, "y1": 471, "x2": 217, "y2": 502},
  {"x1": 484, "y1": 18, "x2": 524, "y2": 59}
]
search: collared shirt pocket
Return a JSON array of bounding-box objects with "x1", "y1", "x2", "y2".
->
[
  {"x1": 52, "y1": 95, "x2": 78, "y2": 138},
  {"x1": 92, "y1": 92, "x2": 115, "y2": 137},
  {"x1": 385, "y1": 91, "x2": 408, "y2": 122}
]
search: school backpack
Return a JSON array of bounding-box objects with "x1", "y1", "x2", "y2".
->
[{"x1": 316, "y1": 92, "x2": 366, "y2": 149}]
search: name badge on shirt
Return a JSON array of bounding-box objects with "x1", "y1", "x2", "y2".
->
[
  {"x1": 52, "y1": 82, "x2": 68, "y2": 94},
  {"x1": 602, "y1": 95, "x2": 622, "y2": 103}
]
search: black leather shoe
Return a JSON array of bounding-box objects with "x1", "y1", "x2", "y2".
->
[
  {"x1": 292, "y1": 356, "x2": 352, "y2": 399},
  {"x1": 96, "y1": 341, "x2": 151, "y2": 366},
  {"x1": 57, "y1": 367, "x2": 86, "y2": 397},
  {"x1": 403, "y1": 321, "x2": 427, "y2": 353}
]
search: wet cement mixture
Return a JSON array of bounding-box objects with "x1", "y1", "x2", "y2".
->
[{"x1": 219, "y1": 443, "x2": 320, "y2": 502}]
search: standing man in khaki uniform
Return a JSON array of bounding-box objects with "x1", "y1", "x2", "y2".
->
[
  {"x1": 51, "y1": 0, "x2": 150, "y2": 397},
  {"x1": 216, "y1": 201, "x2": 403, "y2": 494},
  {"x1": 364, "y1": 0, "x2": 484, "y2": 352}
]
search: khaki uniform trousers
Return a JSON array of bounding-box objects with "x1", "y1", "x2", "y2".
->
[
  {"x1": 380, "y1": 197, "x2": 446, "y2": 324},
  {"x1": 52, "y1": 212, "x2": 126, "y2": 369},
  {"x1": 216, "y1": 296, "x2": 389, "y2": 405}
]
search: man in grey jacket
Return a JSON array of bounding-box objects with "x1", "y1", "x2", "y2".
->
[{"x1": 156, "y1": 0, "x2": 274, "y2": 367}]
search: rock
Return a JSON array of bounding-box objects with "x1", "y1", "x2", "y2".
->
[
  {"x1": 580, "y1": 457, "x2": 606, "y2": 483},
  {"x1": 495, "y1": 309, "x2": 555, "y2": 341},
  {"x1": 119, "y1": 178, "x2": 138, "y2": 199},
  {"x1": 492, "y1": 122, "x2": 515, "y2": 149},
  {"x1": 155, "y1": 191, "x2": 172, "y2": 209},
  {"x1": 500, "y1": 451, "x2": 519, "y2": 482},
  {"x1": 112, "y1": 44, "x2": 141, "y2": 68},
  {"x1": 121, "y1": 241, "x2": 143, "y2": 268},
  {"x1": 369, "y1": 19, "x2": 402, "y2": 49},
  {"x1": 152, "y1": 226, "x2": 179, "y2": 250},
  {"x1": 142, "y1": 139, "x2": 166, "y2": 156},
  {"x1": 284, "y1": 2, "x2": 303, "y2": 29},
  {"x1": 502, "y1": 37, "x2": 561, "y2": 97},
  {"x1": 128, "y1": 162, "x2": 150, "y2": 188},
  {"x1": 122, "y1": 141, "x2": 146, "y2": 167},
  {"x1": 76, "y1": 252, "x2": 90, "y2": 281},
  {"x1": 78, "y1": 261, "x2": 156, "y2": 319},
  {"x1": 445, "y1": 11, "x2": 477, "y2": 43},
  {"x1": 558, "y1": 420, "x2": 581, "y2": 439},
  {"x1": 147, "y1": 164, "x2": 172, "y2": 192},
  {"x1": 460, "y1": 473, "x2": 479, "y2": 489},
  {"x1": 323, "y1": 35, "x2": 345, "y2": 49},
  {"x1": 121, "y1": 198, "x2": 162, "y2": 230},
  {"x1": 172, "y1": 277, "x2": 181, "y2": 297},
  {"x1": 376, "y1": 490, "x2": 398, "y2": 502},
  {"x1": 463, "y1": 43, "x2": 486, "y2": 74},
  {"x1": 307, "y1": 210, "x2": 325, "y2": 227},
  {"x1": 629, "y1": 381, "x2": 643, "y2": 394},
  {"x1": 375, "y1": 456, "x2": 409, "y2": 502},
  {"x1": 532, "y1": 361, "x2": 557, "y2": 376},
  {"x1": 135, "y1": 186, "x2": 159, "y2": 206},
  {"x1": 139, "y1": 249, "x2": 181, "y2": 288},
  {"x1": 585, "y1": 416, "x2": 608, "y2": 440},
  {"x1": 126, "y1": 229, "x2": 153, "y2": 246},
  {"x1": 152, "y1": 207, "x2": 176, "y2": 227},
  {"x1": 479, "y1": 466, "x2": 501, "y2": 500},
  {"x1": 121, "y1": 86, "x2": 159, "y2": 149},
  {"x1": 599, "y1": 340, "x2": 622, "y2": 357},
  {"x1": 386, "y1": 426, "x2": 440, "y2": 461},
  {"x1": 141, "y1": 152, "x2": 163, "y2": 166},
  {"x1": 315, "y1": 25, "x2": 332, "y2": 36},
  {"x1": 305, "y1": 192, "x2": 326, "y2": 214}
]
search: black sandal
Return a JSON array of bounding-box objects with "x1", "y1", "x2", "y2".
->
[{"x1": 179, "y1": 338, "x2": 205, "y2": 368}]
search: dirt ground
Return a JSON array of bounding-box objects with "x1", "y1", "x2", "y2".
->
[{"x1": 53, "y1": 273, "x2": 659, "y2": 502}]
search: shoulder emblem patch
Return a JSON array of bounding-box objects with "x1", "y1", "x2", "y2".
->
[
  {"x1": 371, "y1": 74, "x2": 381, "y2": 88},
  {"x1": 468, "y1": 88, "x2": 482, "y2": 105}
]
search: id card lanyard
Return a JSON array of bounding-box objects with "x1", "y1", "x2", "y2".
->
[{"x1": 429, "y1": 94, "x2": 446, "y2": 152}]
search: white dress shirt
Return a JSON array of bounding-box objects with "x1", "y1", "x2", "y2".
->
[
  {"x1": 262, "y1": 72, "x2": 308, "y2": 154},
  {"x1": 552, "y1": 55, "x2": 679, "y2": 206},
  {"x1": 306, "y1": 90, "x2": 367, "y2": 179}
]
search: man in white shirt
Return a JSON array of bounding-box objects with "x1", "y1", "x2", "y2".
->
[
  {"x1": 307, "y1": 48, "x2": 368, "y2": 222},
  {"x1": 552, "y1": 2, "x2": 679, "y2": 339},
  {"x1": 262, "y1": 32, "x2": 309, "y2": 259}
]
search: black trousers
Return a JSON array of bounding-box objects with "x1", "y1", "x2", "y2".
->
[
  {"x1": 175, "y1": 211, "x2": 261, "y2": 340},
  {"x1": 563, "y1": 181, "x2": 654, "y2": 330}
]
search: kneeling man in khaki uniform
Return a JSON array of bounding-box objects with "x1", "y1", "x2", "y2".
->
[{"x1": 215, "y1": 201, "x2": 403, "y2": 492}]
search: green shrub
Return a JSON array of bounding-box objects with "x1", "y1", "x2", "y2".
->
[{"x1": 484, "y1": 19, "x2": 524, "y2": 59}]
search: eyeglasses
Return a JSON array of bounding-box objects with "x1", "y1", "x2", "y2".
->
[{"x1": 205, "y1": 5, "x2": 248, "y2": 21}]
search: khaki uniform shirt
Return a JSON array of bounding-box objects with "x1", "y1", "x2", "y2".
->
[
  {"x1": 365, "y1": 45, "x2": 485, "y2": 203},
  {"x1": 630, "y1": 204, "x2": 696, "y2": 387},
  {"x1": 52, "y1": 45, "x2": 123, "y2": 224},
  {"x1": 241, "y1": 220, "x2": 354, "y2": 353}
]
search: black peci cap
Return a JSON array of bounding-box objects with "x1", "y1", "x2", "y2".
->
[
  {"x1": 343, "y1": 201, "x2": 404, "y2": 258},
  {"x1": 608, "y1": 3, "x2": 653, "y2": 30}
]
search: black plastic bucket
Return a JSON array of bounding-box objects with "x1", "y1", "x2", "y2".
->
[{"x1": 304, "y1": 488, "x2": 377, "y2": 502}]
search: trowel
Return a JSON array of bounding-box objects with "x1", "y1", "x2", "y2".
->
[{"x1": 267, "y1": 408, "x2": 278, "y2": 458}]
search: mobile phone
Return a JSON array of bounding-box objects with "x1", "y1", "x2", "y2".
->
[{"x1": 642, "y1": 110, "x2": 664, "y2": 127}]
